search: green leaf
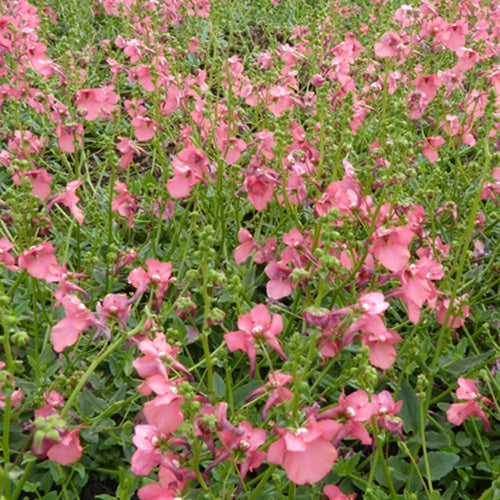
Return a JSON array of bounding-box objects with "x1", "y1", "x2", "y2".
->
[
  {"x1": 442, "y1": 481, "x2": 458, "y2": 500},
  {"x1": 444, "y1": 351, "x2": 494, "y2": 374},
  {"x1": 419, "y1": 451, "x2": 460, "y2": 481},
  {"x1": 95, "y1": 495, "x2": 117, "y2": 500},
  {"x1": 424, "y1": 431, "x2": 451, "y2": 449},
  {"x1": 77, "y1": 389, "x2": 108, "y2": 418},
  {"x1": 397, "y1": 380, "x2": 420, "y2": 434},
  {"x1": 455, "y1": 431, "x2": 472, "y2": 447},
  {"x1": 233, "y1": 380, "x2": 261, "y2": 408},
  {"x1": 213, "y1": 371, "x2": 226, "y2": 398}
]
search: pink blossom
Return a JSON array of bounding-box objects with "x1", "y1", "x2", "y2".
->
[
  {"x1": 166, "y1": 144, "x2": 210, "y2": 198},
  {"x1": 96, "y1": 293, "x2": 131, "y2": 328},
  {"x1": 447, "y1": 378, "x2": 493, "y2": 430},
  {"x1": 265, "y1": 260, "x2": 294, "y2": 300},
  {"x1": 266, "y1": 85, "x2": 295, "y2": 117},
  {"x1": 323, "y1": 484, "x2": 356, "y2": 499},
  {"x1": 421, "y1": 135, "x2": 446, "y2": 163},
  {"x1": 234, "y1": 228, "x2": 260, "y2": 265},
  {"x1": 372, "y1": 390, "x2": 404, "y2": 437},
  {"x1": 246, "y1": 372, "x2": 294, "y2": 421},
  {"x1": 56, "y1": 123, "x2": 84, "y2": 153},
  {"x1": 51, "y1": 295, "x2": 106, "y2": 352},
  {"x1": 74, "y1": 86, "x2": 119, "y2": 121},
  {"x1": 128, "y1": 259, "x2": 175, "y2": 304},
  {"x1": 436, "y1": 295, "x2": 470, "y2": 329},
  {"x1": 112, "y1": 182, "x2": 138, "y2": 227},
  {"x1": 143, "y1": 391, "x2": 184, "y2": 435},
  {"x1": 455, "y1": 48, "x2": 480, "y2": 72},
  {"x1": 116, "y1": 137, "x2": 145, "y2": 169},
  {"x1": 131, "y1": 116, "x2": 159, "y2": 142},
  {"x1": 320, "y1": 390, "x2": 374, "y2": 446},
  {"x1": 395, "y1": 251, "x2": 443, "y2": 323},
  {"x1": 212, "y1": 420, "x2": 267, "y2": 479},
  {"x1": 18, "y1": 242, "x2": 66, "y2": 282},
  {"x1": 15, "y1": 169, "x2": 52, "y2": 200},
  {"x1": 267, "y1": 416, "x2": 341, "y2": 485},
  {"x1": 47, "y1": 428, "x2": 83, "y2": 465},
  {"x1": 413, "y1": 74, "x2": 441, "y2": 102},
  {"x1": 133, "y1": 331, "x2": 193, "y2": 392},
  {"x1": 131, "y1": 425, "x2": 179, "y2": 476},
  {"x1": 374, "y1": 31, "x2": 402, "y2": 58},
  {"x1": 0, "y1": 237, "x2": 17, "y2": 272},
  {"x1": 370, "y1": 225, "x2": 415, "y2": 272},
  {"x1": 243, "y1": 166, "x2": 278, "y2": 211},
  {"x1": 224, "y1": 304, "x2": 287, "y2": 377},
  {"x1": 47, "y1": 180, "x2": 84, "y2": 224},
  {"x1": 315, "y1": 174, "x2": 363, "y2": 221}
]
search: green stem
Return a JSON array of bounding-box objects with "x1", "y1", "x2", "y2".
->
[
  {"x1": 10, "y1": 459, "x2": 36, "y2": 500},
  {"x1": 419, "y1": 395, "x2": 433, "y2": 493},
  {"x1": 1, "y1": 397, "x2": 12, "y2": 499},
  {"x1": 61, "y1": 334, "x2": 125, "y2": 418}
]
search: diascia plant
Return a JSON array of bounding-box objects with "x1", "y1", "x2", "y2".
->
[{"x1": 0, "y1": 0, "x2": 499, "y2": 498}]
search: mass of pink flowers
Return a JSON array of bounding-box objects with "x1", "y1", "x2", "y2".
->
[{"x1": 0, "y1": 0, "x2": 498, "y2": 498}]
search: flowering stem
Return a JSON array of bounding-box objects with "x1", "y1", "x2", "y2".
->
[
  {"x1": 247, "y1": 464, "x2": 276, "y2": 500},
  {"x1": 469, "y1": 419, "x2": 491, "y2": 468},
  {"x1": 429, "y1": 126, "x2": 492, "y2": 372},
  {"x1": 1, "y1": 397, "x2": 11, "y2": 499},
  {"x1": 61, "y1": 334, "x2": 125, "y2": 418},
  {"x1": 397, "y1": 441, "x2": 431, "y2": 497},
  {"x1": 419, "y1": 395, "x2": 434, "y2": 493},
  {"x1": 372, "y1": 419, "x2": 397, "y2": 498}
]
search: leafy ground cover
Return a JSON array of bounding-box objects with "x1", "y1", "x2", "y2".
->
[{"x1": 0, "y1": 0, "x2": 499, "y2": 498}]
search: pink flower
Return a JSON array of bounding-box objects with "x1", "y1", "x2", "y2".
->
[
  {"x1": 395, "y1": 251, "x2": 443, "y2": 323},
  {"x1": 51, "y1": 295, "x2": 106, "y2": 352},
  {"x1": 47, "y1": 428, "x2": 83, "y2": 465},
  {"x1": 128, "y1": 259, "x2": 175, "y2": 304},
  {"x1": 211, "y1": 420, "x2": 267, "y2": 479},
  {"x1": 112, "y1": 182, "x2": 138, "y2": 227},
  {"x1": 267, "y1": 416, "x2": 341, "y2": 485},
  {"x1": 447, "y1": 378, "x2": 493, "y2": 431},
  {"x1": 234, "y1": 228, "x2": 260, "y2": 264},
  {"x1": 18, "y1": 242, "x2": 66, "y2": 282},
  {"x1": 265, "y1": 260, "x2": 294, "y2": 299},
  {"x1": 266, "y1": 85, "x2": 295, "y2": 117},
  {"x1": 413, "y1": 74, "x2": 441, "y2": 102},
  {"x1": 243, "y1": 166, "x2": 278, "y2": 210},
  {"x1": 15, "y1": 169, "x2": 52, "y2": 200},
  {"x1": 0, "y1": 237, "x2": 17, "y2": 272},
  {"x1": 320, "y1": 390, "x2": 374, "y2": 446},
  {"x1": 143, "y1": 391, "x2": 184, "y2": 435},
  {"x1": 421, "y1": 135, "x2": 445, "y2": 163},
  {"x1": 224, "y1": 304, "x2": 287, "y2": 377},
  {"x1": 246, "y1": 372, "x2": 294, "y2": 421},
  {"x1": 56, "y1": 123, "x2": 84, "y2": 153},
  {"x1": 47, "y1": 180, "x2": 84, "y2": 224},
  {"x1": 315, "y1": 174, "x2": 363, "y2": 221},
  {"x1": 131, "y1": 425, "x2": 179, "y2": 476},
  {"x1": 96, "y1": 293, "x2": 131, "y2": 328},
  {"x1": 323, "y1": 484, "x2": 356, "y2": 499},
  {"x1": 116, "y1": 137, "x2": 145, "y2": 168},
  {"x1": 372, "y1": 390, "x2": 404, "y2": 437},
  {"x1": 131, "y1": 115, "x2": 159, "y2": 141},
  {"x1": 436, "y1": 295, "x2": 470, "y2": 328},
  {"x1": 133, "y1": 332, "x2": 193, "y2": 392},
  {"x1": 374, "y1": 31, "x2": 402, "y2": 58},
  {"x1": 166, "y1": 144, "x2": 210, "y2": 198},
  {"x1": 370, "y1": 225, "x2": 415, "y2": 272},
  {"x1": 74, "y1": 86, "x2": 119, "y2": 121}
]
